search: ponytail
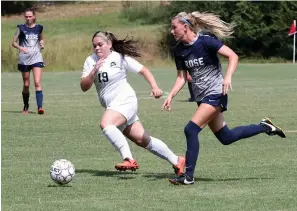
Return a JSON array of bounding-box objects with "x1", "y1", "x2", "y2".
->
[{"x1": 174, "y1": 11, "x2": 236, "y2": 39}]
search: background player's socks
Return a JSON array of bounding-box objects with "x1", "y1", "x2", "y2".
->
[
  {"x1": 103, "y1": 125, "x2": 133, "y2": 160},
  {"x1": 184, "y1": 121, "x2": 202, "y2": 179},
  {"x1": 36, "y1": 90, "x2": 43, "y2": 109},
  {"x1": 22, "y1": 92, "x2": 30, "y2": 110},
  {"x1": 214, "y1": 124, "x2": 267, "y2": 145},
  {"x1": 146, "y1": 136, "x2": 179, "y2": 165}
]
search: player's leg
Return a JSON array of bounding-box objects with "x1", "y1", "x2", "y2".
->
[
  {"x1": 209, "y1": 113, "x2": 286, "y2": 145},
  {"x1": 169, "y1": 103, "x2": 221, "y2": 185},
  {"x1": 19, "y1": 64, "x2": 30, "y2": 114},
  {"x1": 32, "y1": 64, "x2": 44, "y2": 114},
  {"x1": 100, "y1": 109, "x2": 137, "y2": 171},
  {"x1": 122, "y1": 120, "x2": 185, "y2": 175}
]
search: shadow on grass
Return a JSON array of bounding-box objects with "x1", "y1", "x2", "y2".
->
[
  {"x1": 47, "y1": 184, "x2": 73, "y2": 188},
  {"x1": 194, "y1": 177, "x2": 274, "y2": 182},
  {"x1": 76, "y1": 169, "x2": 139, "y2": 180},
  {"x1": 2, "y1": 110, "x2": 37, "y2": 114},
  {"x1": 76, "y1": 169, "x2": 274, "y2": 182}
]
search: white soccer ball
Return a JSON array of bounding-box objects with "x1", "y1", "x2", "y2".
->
[{"x1": 50, "y1": 159, "x2": 75, "y2": 185}]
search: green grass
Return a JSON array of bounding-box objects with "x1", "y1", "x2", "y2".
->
[
  {"x1": 1, "y1": 3, "x2": 171, "y2": 72},
  {"x1": 2, "y1": 64, "x2": 297, "y2": 211}
]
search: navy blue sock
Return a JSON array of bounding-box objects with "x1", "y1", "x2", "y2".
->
[
  {"x1": 36, "y1": 90, "x2": 43, "y2": 108},
  {"x1": 22, "y1": 92, "x2": 30, "y2": 107},
  {"x1": 188, "y1": 82, "x2": 195, "y2": 99},
  {"x1": 214, "y1": 124, "x2": 267, "y2": 145},
  {"x1": 184, "y1": 121, "x2": 202, "y2": 179}
]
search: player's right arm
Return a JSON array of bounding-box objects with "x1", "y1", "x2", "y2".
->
[
  {"x1": 167, "y1": 70, "x2": 187, "y2": 99},
  {"x1": 162, "y1": 70, "x2": 187, "y2": 111},
  {"x1": 11, "y1": 27, "x2": 28, "y2": 53},
  {"x1": 80, "y1": 58, "x2": 103, "y2": 92}
]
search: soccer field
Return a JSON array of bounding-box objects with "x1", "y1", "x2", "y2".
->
[{"x1": 2, "y1": 64, "x2": 297, "y2": 211}]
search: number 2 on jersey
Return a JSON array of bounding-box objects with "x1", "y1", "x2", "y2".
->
[{"x1": 98, "y1": 72, "x2": 109, "y2": 82}]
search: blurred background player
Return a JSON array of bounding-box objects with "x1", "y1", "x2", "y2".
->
[
  {"x1": 163, "y1": 11, "x2": 286, "y2": 185},
  {"x1": 12, "y1": 8, "x2": 45, "y2": 114},
  {"x1": 80, "y1": 31, "x2": 185, "y2": 174}
]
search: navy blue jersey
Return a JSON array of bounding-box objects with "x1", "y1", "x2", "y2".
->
[
  {"x1": 17, "y1": 24, "x2": 43, "y2": 65},
  {"x1": 174, "y1": 34, "x2": 224, "y2": 101}
]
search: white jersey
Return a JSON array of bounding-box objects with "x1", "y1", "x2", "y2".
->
[{"x1": 81, "y1": 51, "x2": 143, "y2": 108}]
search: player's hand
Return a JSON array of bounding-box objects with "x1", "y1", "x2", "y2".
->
[
  {"x1": 95, "y1": 59, "x2": 105, "y2": 71},
  {"x1": 20, "y1": 47, "x2": 28, "y2": 53},
  {"x1": 187, "y1": 72, "x2": 193, "y2": 82},
  {"x1": 222, "y1": 75, "x2": 232, "y2": 95},
  {"x1": 150, "y1": 87, "x2": 163, "y2": 99},
  {"x1": 40, "y1": 43, "x2": 44, "y2": 50},
  {"x1": 162, "y1": 96, "x2": 172, "y2": 111}
]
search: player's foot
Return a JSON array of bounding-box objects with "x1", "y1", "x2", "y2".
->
[
  {"x1": 22, "y1": 105, "x2": 29, "y2": 114},
  {"x1": 260, "y1": 117, "x2": 286, "y2": 138},
  {"x1": 38, "y1": 107, "x2": 44, "y2": 115},
  {"x1": 168, "y1": 174, "x2": 194, "y2": 185},
  {"x1": 173, "y1": 156, "x2": 185, "y2": 175},
  {"x1": 115, "y1": 158, "x2": 139, "y2": 172}
]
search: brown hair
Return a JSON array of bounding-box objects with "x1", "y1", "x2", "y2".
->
[{"x1": 92, "y1": 31, "x2": 141, "y2": 57}]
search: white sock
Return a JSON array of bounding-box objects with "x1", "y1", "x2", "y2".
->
[
  {"x1": 103, "y1": 125, "x2": 133, "y2": 160},
  {"x1": 146, "y1": 136, "x2": 178, "y2": 165}
]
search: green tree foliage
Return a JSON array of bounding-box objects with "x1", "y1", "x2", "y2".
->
[
  {"x1": 122, "y1": 1, "x2": 297, "y2": 60},
  {"x1": 1, "y1": 1, "x2": 35, "y2": 15}
]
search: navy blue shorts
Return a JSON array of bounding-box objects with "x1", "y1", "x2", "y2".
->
[
  {"x1": 18, "y1": 62, "x2": 45, "y2": 72},
  {"x1": 197, "y1": 94, "x2": 228, "y2": 112}
]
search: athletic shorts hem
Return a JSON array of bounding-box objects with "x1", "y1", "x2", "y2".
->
[{"x1": 197, "y1": 94, "x2": 228, "y2": 112}]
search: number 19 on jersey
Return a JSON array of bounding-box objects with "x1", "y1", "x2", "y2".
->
[{"x1": 98, "y1": 72, "x2": 109, "y2": 82}]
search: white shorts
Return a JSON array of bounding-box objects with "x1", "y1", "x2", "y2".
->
[{"x1": 107, "y1": 95, "x2": 139, "y2": 131}]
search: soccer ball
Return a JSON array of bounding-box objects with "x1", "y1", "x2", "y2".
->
[{"x1": 50, "y1": 159, "x2": 75, "y2": 185}]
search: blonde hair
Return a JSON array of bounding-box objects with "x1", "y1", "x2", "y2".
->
[{"x1": 173, "y1": 11, "x2": 236, "y2": 39}]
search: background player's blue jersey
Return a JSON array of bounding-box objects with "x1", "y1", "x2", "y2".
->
[
  {"x1": 174, "y1": 34, "x2": 224, "y2": 101},
  {"x1": 17, "y1": 24, "x2": 43, "y2": 65}
]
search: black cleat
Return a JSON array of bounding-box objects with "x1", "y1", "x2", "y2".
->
[
  {"x1": 260, "y1": 117, "x2": 286, "y2": 138},
  {"x1": 168, "y1": 174, "x2": 194, "y2": 185}
]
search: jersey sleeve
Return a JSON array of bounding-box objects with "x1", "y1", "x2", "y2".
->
[
  {"x1": 81, "y1": 57, "x2": 93, "y2": 78},
  {"x1": 123, "y1": 56, "x2": 143, "y2": 73},
  {"x1": 202, "y1": 36, "x2": 223, "y2": 52},
  {"x1": 39, "y1": 25, "x2": 44, "y2": 33},
  {"x1": 174, "y1": 52, "x2": 187, "y2": 71}
]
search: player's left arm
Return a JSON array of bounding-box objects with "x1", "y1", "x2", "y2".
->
[
  {"x1": 218, "y1": 45, "x2": 238, "y2": 79},
  {"x1": 218, "y1": 45, "x2": 239, "y2": 95},
  {"x1": 39, "y1": 32, "x2": 44, "y2": 49},
  {"x1": 138, "y1": 66, "x2": 162, "y2": 98}
]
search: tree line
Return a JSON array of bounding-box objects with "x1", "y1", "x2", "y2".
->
[
  {"x1": 3, "y1": 1, "x2": 297, "y2": 60},
  {"x1": 122, "y1": 1, "x2": 297, "y2": 60}
]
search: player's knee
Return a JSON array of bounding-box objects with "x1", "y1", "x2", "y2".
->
[
  {"x1": 100, "y1": 123, "x2": 114, "y2": 130},
  {"x1": 184, "y1": 121, "x2": 200, "y2": 137},
  {"x1": 218, "y1": 138, "x2": 232, "y2": 145},
  {"x1": 34, "y1": 81, "x2": 41, "y2": 89},
  {"x1": 23, "y1": 84, "x2": 30, "y2": 90},
  {"x1": 214, "y1": 126, "x2": 235, "y2": 145}
]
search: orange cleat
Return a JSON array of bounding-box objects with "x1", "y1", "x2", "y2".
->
[
  {"x1": 22, "y1": 110, "x2": 29, "y2": 114},
  {"x1": 115, "y1": 158, "x2": 139, "y2": 172},
  {"x1": 173, "y1": 156, "x2": 185, "y2": 176},
  {"x1": 38, "y1": 107, "x2": 44, "y2": 115}
]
